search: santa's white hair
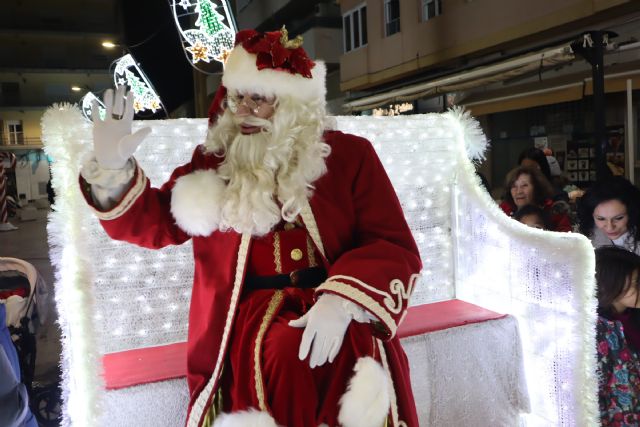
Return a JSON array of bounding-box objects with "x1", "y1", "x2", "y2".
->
[{"x1": 202, "y1": 95, "x2": 331, "y2": 236}]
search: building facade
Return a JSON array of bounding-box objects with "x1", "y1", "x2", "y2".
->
[
  {"x1": 339, "y1": 0, "x2": 640, "y2": 192},
  {"x1": 0, "y1": 0, "x2": 121, "y2": 203}
]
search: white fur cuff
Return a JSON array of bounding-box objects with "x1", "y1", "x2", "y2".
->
[
  {"x1": 170, "y1": 169, "x2": 226, "y2": 237},
  {"x1": 80, "y1": 156, "x2": 136, "y2": 210},
  {"x1": 80, "y1": 156, "x2": 135, "y2": 187},
  {"x1": 339, "y1": 357, "x2": 390, "y2": 427}
]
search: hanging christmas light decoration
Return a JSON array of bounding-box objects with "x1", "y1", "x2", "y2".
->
[
  {"x1": 170, "y1": 0, "x2": 236, "y2": 67},
  {"x1": 113, "y1": 54, "x2": 163, "y2": 114},
  {"x1": 80, "y1": 92, "x2": 106, "y2": 121}
]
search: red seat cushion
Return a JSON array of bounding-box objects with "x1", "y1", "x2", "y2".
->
[
  {"x1": 102, "y1": 299, "x2": 505, "y2": 389},
  {"x1": 397, "y1": 299, "x2": 506, "y2": 339},
  {"x1": 102, "y1": 342, "x2": 187, "y2": 390}
]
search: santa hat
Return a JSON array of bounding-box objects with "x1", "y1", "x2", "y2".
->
[{"x1": 208, "y1": 27, "x2": 326, "y2": 124}]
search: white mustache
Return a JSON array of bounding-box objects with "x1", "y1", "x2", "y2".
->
[{"x1": 233, "y1": 115, "x2": 272, "y2": 131}]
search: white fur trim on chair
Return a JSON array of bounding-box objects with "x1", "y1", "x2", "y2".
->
[
  {"x1": 445, "y1": 107, "x2": 488, "y2": 162},
  {"x1": 212, "y1": 409, "x2": 279, "y2": 427},
  {"x1": 338, "y1": 357, "x2": 390, "y2": 427},
  {"x1": 171, "y1": 169, "x2": 225, "y2": 236}
]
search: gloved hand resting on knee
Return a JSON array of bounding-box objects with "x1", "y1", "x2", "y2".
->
[{"x1": 289, "y1": 293, "x2": 374, "y2": 368}]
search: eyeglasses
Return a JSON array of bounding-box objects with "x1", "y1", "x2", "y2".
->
[{"x1": 224, "y1": 94, "x2": 276, "y2": 114}]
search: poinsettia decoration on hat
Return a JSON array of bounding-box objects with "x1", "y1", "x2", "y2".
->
[
  {"x1": 235, "y1": 26, "x2": 315, "y2": 78},
  {"x1": 219, "y1": 26, "x2": 326, "y2": 114}
]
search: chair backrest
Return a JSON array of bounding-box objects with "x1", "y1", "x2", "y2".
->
[{"x1": 334, "y1": 113, "x2": 598, "y2": 425}]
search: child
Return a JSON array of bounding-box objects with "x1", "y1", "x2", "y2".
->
[
  {"x1": 595, "y1": 246, "x2": 640, "y2": 425},
  {"x1": 512, "y1": 204, "x2": 551, "y2": 230}
]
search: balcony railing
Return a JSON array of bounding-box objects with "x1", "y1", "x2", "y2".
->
[{"x1": 0, "y1": 136, "x2": 43, "y2": 148}]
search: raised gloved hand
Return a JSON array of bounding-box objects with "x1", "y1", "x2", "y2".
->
[
  {"x1": 92, "y1": 86, "x2": 151, "y2": 170},
  {"x1": 289, "y1": 293, "x2": 359, "y2": 368}
]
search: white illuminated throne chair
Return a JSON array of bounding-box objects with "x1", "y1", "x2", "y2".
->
[{"x1": 42, "y1": 106, "x2": 597, "y2": 427}]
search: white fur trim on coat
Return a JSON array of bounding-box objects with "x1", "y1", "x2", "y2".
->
[
  {"x1": 222, "y1": 45, "x2": 326, "y2": 104},
  {"x1": 339, "y1": 357, "x2": 390, "y2": 427},
  {"x1": 170, "y1": 169, "x2": 225, "y2": 236},
  {"x1": 212, "y1": 409, "x2": 279, "y2": 427}
]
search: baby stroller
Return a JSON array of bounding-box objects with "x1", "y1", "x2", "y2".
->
[{"x1": 0, "y1": 257, "x2": 52, "y2": 426}]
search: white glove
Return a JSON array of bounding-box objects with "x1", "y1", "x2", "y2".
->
[
  {"x1": 289, "y1": 293, "x2": 363, "y2": 368},
  {"x1": 92, "y1": 86, "x2": 151, "y2": 170}
]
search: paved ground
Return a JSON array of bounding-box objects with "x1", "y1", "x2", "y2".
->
[{"x1": 0, "y1": 205, "x2": 62, "y2": 385}]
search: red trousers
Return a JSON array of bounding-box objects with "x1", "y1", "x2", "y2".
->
[{"x1": 221, "y1": 287, "x2": 380, "y2": 426}]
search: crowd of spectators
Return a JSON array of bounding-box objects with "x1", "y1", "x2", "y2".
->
[{"x1": 498, "y1": 147, "x2": 640, "y2": 424}]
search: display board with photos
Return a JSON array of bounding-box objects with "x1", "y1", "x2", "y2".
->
[{"x1": 566, "y1": 125, "x2": 624, "y2": 184}]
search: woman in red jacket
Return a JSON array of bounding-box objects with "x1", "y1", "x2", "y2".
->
[{"x1": 499, "y1": 166, "x2": 572, "y2": 232}]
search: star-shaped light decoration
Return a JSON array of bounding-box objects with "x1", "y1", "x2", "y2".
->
[
  {"x1": 178, "y1": 0, "x2": 192, "y2": 9},
  {"x1": 150, "y1": 100, "x2": 161, "y2": 112},
  {"x1": 133, "y1": 100, "x2": 144, "y2": 112},
  {"x1": 216, "y1": 47, "x2": 232, "y2": 64},
  {"x1": 186, "y1": 41, "x2": 210, "y2": 63}
]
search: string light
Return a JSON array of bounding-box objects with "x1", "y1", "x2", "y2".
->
[
  {"x1": 80, "y1": 92, "x2": 106, "y2": 121},
  {"x1": 113, "y1": 54, "x2": 163, "y2": 114}
]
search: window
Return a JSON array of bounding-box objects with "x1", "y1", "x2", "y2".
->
[
  {"x1": 0, "y1": 82, "x2": 20, "y2": 106},
  {"x1": 384, "y1": 0, "x2": 400, "y2": 36},
  {"x1": 343, "y1": 4, "x2": 367, "y2": 53},
  {"x1": 6, "y1": 120, "x2": 24, "y2": 145},
  {"x1": 422, "y1": 0, "x2": 442, "y2": 21}
]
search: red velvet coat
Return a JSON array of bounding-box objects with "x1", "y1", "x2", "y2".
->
[{"x1": 82, "y1": 130, "x2": 422, "y2": 426}]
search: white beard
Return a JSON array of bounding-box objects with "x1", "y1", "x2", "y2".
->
[
  {"x1": 200, "y1": 108, "x2": 330, "y2": 236},
  {"x1": 216, "y1": 130, "x2": 285, "y2": 236}
]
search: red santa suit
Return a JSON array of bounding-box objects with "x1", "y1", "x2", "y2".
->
[
  {"x1": 81, "y1": 28, "x2": 422, "y2": 427},
  {"x1": 81, "y1": 130, "x2": 421, "y2": 426}
]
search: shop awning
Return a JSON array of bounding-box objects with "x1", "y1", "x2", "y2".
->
[
  {"x1": 462, "y1": 67, "x2": 640, "y2": 116},
  {"x1": 342, "y1": 43, "x2": 575, "y2": 113}
]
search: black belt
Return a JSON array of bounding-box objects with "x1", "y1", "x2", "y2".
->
[{"x1": 244, "y1": 266, "x2": 327, "y2": 290}]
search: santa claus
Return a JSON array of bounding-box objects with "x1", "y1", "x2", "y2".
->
[{"x1": 80, "y1": 27, "x2": 421, "y2": 427}]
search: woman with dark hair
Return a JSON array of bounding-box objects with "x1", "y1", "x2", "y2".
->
[
  {"x1": 518, "y1": 147, "x2": 552, "y2": 181},
  {"x1": 577, "y1": 176, "x2": 640, "y2": 255},
  {"x1": 512, "y1": 204, "x2": 552, "y2": 230},
  {"x1": 499, "y1": 166, "x2": 572, "y2": 232},
  {"x1": 594, "y1": 246, "x2": 640, "y2": 425},
  {"x1": 518, "y1": 146, "x2": 573, "y2": 202}
]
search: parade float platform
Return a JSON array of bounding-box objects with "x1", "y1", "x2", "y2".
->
[{"x1": 43, "y1": 109, "x2": 597, "y2": 426}]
